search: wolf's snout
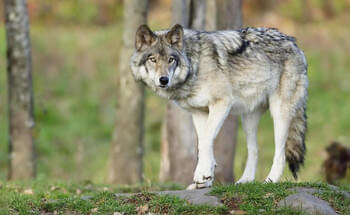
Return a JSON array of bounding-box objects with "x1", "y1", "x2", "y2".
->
[{"x1": 159, "y1": 76, "x2": 169, "y2": 85}]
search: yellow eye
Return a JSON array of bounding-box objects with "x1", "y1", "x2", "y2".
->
[
  {"x1": 168, "y1": 57, "x2": 175, "y2": 63},
  {"x1": 148, "y1": 57, "x2": 156, "y2": 63}
]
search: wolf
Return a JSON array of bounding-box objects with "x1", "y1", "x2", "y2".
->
[{"x1": 130, "y1": 24, "x2": 308, "y2": 189}]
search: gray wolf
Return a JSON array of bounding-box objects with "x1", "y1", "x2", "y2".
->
[{"x1": 130, "y1": 24, "x2": 308, "y2": 189}]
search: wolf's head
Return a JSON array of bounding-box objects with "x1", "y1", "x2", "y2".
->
[{"x1": 130, "y1": 24, "x2": 192, "y2": 92}]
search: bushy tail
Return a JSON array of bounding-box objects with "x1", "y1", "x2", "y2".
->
[{"x1": 286, "y1": 104, "x2": 307, "y2": 179}]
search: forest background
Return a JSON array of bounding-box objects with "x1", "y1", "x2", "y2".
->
[{"x1": 0, "y1": 0, "x2": 349, "y2": 184}]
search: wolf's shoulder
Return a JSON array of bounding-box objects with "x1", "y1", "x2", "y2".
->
[{"x1": 184, "y1": 29, "x2": 244, "y2": 55}]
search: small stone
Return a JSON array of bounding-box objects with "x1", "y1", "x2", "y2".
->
[
  {"x1": 23, "y1": 188, "x2": 33, "y2": 195},
  {"x1": 157, "y1": 188, "x2": 222, "y2": 206},
  {"x1": 76, "y1": 189, "x2": 82, "y2": 195},
  {"x1": 136, "y1": 204, "x2": 149, "y2": 214},
  {"x1": 229, "y1": 210, "x2": 246, "y2": 214},
  {"x1": 81, "y1": 196, "x2": 92, "y2": 201}
]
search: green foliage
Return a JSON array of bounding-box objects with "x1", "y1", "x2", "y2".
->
[
  {"x1": 0, "y1": 180, "x2": 219, "y2": 214},
  {"x1": 25, "y1": 0, "x2": 124, "y2": 25},
  {"x1": 0, "y1": 27, "x2": 8, "y2": 180},
  {"x1": 0, "y1": 26, "x2": 122, "y2": 182},
  {"x1": 278, "y1": 0, "x2": 350, "y2": 21},
  {"x1": 1, "y1": 12, "x2": 350, "y2": 185},
  {"x1": 211, "y1": 182, "x2": 350, "y2": 215}
]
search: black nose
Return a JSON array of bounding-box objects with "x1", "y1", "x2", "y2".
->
[{"x1": 159, "y1": 76, "x2": 169, "y2": 85}]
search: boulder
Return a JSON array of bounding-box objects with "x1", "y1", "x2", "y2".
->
[{"x1": 277, "y1": 192, "x2": 337, "y2": 215}]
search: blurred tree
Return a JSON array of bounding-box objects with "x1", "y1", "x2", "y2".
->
[
  {"x1": 4, "y1": 0, "x2": 36, "y2": 179},
  {"x1": 302, "y1": 0, "x2": 314, "y2": 21},
  {"x1": 160, "y1": 0, "x2": 241, "y2": 185},
  {"x1": 108, "y1": 0, "x2": 148, "y2": 184},
  {"x1": 160, "y1": 0, "x2": 195, "y2": 184},
  {"x1": 323, "y1": 0, "x2": 335, "y2": 18},
  {"x1": 212, "y1": 0, "x2": 242, "y2": 184}
]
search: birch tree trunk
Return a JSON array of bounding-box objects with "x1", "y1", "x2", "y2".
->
[
  {"x1": 160, "y1": 0, "x2": 242, "y2": 184},
  {"x1": 4, "y1": 0, "x2": 36, "y2": 180},
  {"x1": 108, "y1": 0, "x2": 148, "y2": 184}
]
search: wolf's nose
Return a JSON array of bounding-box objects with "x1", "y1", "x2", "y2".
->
[{"x1": 159, "y1": 76, "x2": 169, "y2": 85}]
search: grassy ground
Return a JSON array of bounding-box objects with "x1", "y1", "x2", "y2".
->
[
  {"x1": 0, "y1": 14, "x2": 350, "y2": 183},
  {"x1": 0, "y1": 180, "x2": 349, "y2": 214}
]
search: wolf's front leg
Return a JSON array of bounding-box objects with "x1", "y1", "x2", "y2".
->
[{"x1": 187, "y1": 101, "x2": 232, "y2": 190}]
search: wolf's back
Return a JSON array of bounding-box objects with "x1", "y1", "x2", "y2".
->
[{"x1": 239, "y1": 27, "x2": 300, "y2": 61}]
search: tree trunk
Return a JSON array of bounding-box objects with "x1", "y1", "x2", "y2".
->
[
  {"x1": 303, "y1": 0, "x2": 314, "y2": 22},
  {"x1": 203, "y1": 0, "x2": 243, "y2": 184},
  {"x1": 4, "y1": 0, "x2": 36, "y2": 180},
  {"x1": 160, "y1": 0, "x2": 196, "y2": 184},
  {"x1": 323, "y1": 0, "x2": 335, "y2": 18},
  {"x1": 160, "y1": 103, "x2": 197, "y2": 183},
  {"x1": 212, "y1": 0, "x2": 242, "y2": 184},
  {"x1": 190, "y1": 0, "x2": 207, "y2": 29},
  {"x1": 108, "y1": 0, "x2": 148, "y2": 184},
  {"x1": 160, "y1": 0, "x2": 242, "y2": 185}
]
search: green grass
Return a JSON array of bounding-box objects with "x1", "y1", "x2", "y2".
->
[
  {"x1": 0, "y1": 15, "x2": 350, "y2": 184},
  {"x1": 212, "y1": 182, "x2": 350, "y2": 215},
  {"x1": 1, "y1": 180, "x2": 349, "y2": 214},
  {"x1": 0, "y1": 180, "x2": 222, "y2": 214}
]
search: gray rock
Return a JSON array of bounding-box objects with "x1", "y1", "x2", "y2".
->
[
  {"x1": 328, "y1": 184, "x2": 350, "y2": 199},
  {"x1": 288, "y1": 187, "x2": 317, "y2": 194},
  {"x1": 157, "y1": 188, "x2": 222, "y2": 206},
  {"x1": 114, "y1": 188, "x2": 222, "y2": 206},
  {"x1": 289, "y1": 185, "x2": 350, "y2": 199},
  {"x1": 278, "y1": 192, "x2": 338, "y2": 215}
]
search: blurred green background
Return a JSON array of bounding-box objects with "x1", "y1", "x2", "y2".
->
[{"x1": 0, "y1": 0, "x2": 349, "y2": 183}]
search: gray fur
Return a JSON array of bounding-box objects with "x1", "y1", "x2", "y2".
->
[{"x1": 130, "y1": 24, "x2": 308, "y2": 183}]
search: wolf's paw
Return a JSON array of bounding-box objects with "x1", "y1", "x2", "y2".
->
[
  {"x1": 191, "y1": 160, "x2": 215, "y2": 189},
  {"x1": 265, "y1": 171, "x2": 282, "y2": 183},
  {"x1": 235, "y1": 177, "x2": 254, "y2": 185},
  {"x1": 186, "y1": 179, "x2": 213, "y2": 190},
  {"x1": 264, "y1": 177, "x2": 278, "y2": 183}
]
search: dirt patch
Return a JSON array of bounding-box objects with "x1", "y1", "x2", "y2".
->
[
  {"x1": 221, "y1": 196, "x2": 243, "y2": 211},
  {"x1": 120, "y1": 193, "x2": 155, "y2": 205}
]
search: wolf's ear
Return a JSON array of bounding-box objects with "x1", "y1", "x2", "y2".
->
[
  {"x1": 166, "y1": 24, "x2": 184, "y2": 49},
  {"x1": 135, "y1": 24, "x2": 157, "y2": 51}
]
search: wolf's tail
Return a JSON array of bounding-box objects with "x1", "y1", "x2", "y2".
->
[{"x1": 286, "y1": 103, "x2": 307, "y2": 179}]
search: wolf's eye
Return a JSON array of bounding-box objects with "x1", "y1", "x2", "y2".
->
[
  {"x1": 148, "y1": 56, "x2": 156, "y2": 63},
  {"x1": 168, "y1": 57, "x2": 175, "y2": 63}
]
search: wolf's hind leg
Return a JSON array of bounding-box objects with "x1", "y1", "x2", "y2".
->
[
  {"x1": 265, "y1": 95, "x2": 292, "y2": 182},
  {"x1": 236, "y1": 108, "x2": 264, "y2": 184},
  {"x1": 188, "y1": 101, "x2": 232, "y2": 189}
]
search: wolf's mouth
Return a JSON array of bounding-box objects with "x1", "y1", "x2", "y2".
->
[{"x1": 158, "y1": 85, "x2": 168, "y2": 88}]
